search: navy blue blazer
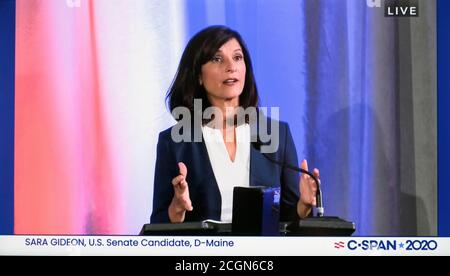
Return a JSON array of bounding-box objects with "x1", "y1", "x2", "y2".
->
[{"x1": 150, "y1": 118, "x2": 300, "y2": 223}]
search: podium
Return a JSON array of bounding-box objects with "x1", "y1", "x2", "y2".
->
[
  {"x1": 140, "y1": 217, "x2": 355, "y2": 236},
  {"x1": 139, "y1": 220, "x2": 232, "y2": 236},
  {"x1": 142, "y1": 187, "x2": 355, "y2": 236}
]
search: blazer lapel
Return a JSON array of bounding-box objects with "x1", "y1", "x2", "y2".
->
[
  {"x1": 250, "y1": 146, "x2": 275, "y2": 186},
  {"x1": 249, "y1": 114, "x2": 279, "y2": 187},
  {"x1": 195, "y1": 134, "x2": 218, "y2": 185}
]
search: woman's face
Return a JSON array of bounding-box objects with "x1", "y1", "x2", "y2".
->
[{"x1": 200, "y1": 38, "x2": 246, "y2": 107}]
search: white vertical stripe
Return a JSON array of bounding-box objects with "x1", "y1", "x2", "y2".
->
[{"x1": 91, "y1": 0, "x2": 186, "y2": 233}]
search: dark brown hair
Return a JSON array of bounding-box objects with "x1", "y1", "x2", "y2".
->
[{"x1": 166, "y1": 25, "x2": 259, "y2": 120}]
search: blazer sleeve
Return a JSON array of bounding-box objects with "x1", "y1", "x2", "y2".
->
[
  {"x1": 280, "y1": 123, "x2": 301, "y2": 221},
  {"x1": 150, "y1": 131, "x2": 177, "y2": 223}
]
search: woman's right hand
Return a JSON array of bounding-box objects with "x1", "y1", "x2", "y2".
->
[{"x1": 168, "y1": 162, "x2": 193, "y2": 222}]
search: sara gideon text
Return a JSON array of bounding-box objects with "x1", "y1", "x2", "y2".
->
[{"x1": 24, "y1": 237, "x2": 235, "y2": 248}]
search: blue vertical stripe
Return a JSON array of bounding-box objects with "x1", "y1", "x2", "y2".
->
[
  {"x1": 184, "y1": 1, "x2": 207, "y2": 38},
  {"x1": 0, "y1": 0, "x2": 15, "y2": 235},
  {"x1": 438, "y1": 0, "x2": 450, "y2": 236}
]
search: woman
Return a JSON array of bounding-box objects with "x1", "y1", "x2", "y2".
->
[{"x1": 151, "y1": 25, "x2": 319, "y2": 223}]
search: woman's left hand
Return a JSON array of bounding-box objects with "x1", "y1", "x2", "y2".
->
[{"x1": 297, "y1": 159, "x2": 320, "y2": 218}]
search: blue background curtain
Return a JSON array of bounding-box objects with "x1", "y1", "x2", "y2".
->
[{"x1": 180, "y1": 0, "x2": 437, "y2": 236}]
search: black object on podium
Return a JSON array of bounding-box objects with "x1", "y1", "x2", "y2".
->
[
  {"x1": 232, "y1": 186, "x2": 280, "y2": 236},
  {"x1": 283, "y1": 217, "x2": 355, "y2": 236}
]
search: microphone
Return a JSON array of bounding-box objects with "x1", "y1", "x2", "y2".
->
[{"x1": 252, "y1": 141, "x2": 324, "y2": 217}]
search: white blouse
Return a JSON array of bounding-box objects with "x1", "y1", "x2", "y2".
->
[{"x1": 201, "y1": 123, "x2": 251, "y2": 222}]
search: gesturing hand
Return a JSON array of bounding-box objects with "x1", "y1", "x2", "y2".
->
[
  {"x1": 297, "y1": 159, "x2": 320, "y2": 218},
  {"x1": 168, "y1": 162, "x2": 193, "y2": 222}
]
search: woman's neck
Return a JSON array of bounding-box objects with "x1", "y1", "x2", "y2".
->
[{"x1": 208, "y1": 97, "x2": 239, "y2": 129}]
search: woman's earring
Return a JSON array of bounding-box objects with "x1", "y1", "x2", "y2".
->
[{"x1": 199, "y1": 79, "x2": 203, "y2": 86}]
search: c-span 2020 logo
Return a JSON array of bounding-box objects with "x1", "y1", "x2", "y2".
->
[{"x1": 334, "y1": 239, "x2": 438, "y2": 251}]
